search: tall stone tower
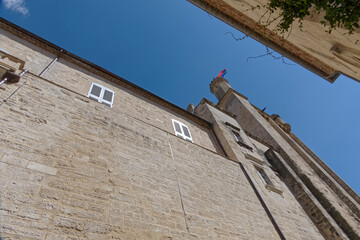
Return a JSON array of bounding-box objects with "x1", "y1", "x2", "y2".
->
[
  {"x1": 0, "y1": 17, "x2": 359, "y2": 239},
  {"x1": 195, "y1": 77, "x2": 360, "y2": 240}
]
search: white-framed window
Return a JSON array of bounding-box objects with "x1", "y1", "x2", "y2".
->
[
  {"x1": 172, "y1": 119, "x2": 193, "y2": 142},
  {"x1": 87, "y1": 83, "x2": 115, "y2": 107}
]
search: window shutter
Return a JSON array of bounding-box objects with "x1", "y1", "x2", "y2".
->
[
  {"x1": 182, "y1": 125, "x2": 191, "y2": 138},
  {"x1": 103, "y1": 89, "x2": 113, "y2": 102},
  {"x1": 173, "y1": 121, "x2": 182, "y2": 135},
  {"x1": 88, "y1": 83, "x2": 102, "y2": 101},
  {"x1": 101, "y1": 88, "x2": 114, "y2": 107}
]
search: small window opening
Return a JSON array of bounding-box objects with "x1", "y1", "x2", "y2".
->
[
  {"x1": 88, "y1": 83, "x2": 114, "y2": 107},
  {"x1": 231, "y1": 129, "x2": 253, "y2": 151},
  {"x1": 255, "y1": 165, "x2": 282, "y2": 194},
  {"x1": 232, "y1": 130, "x2": 242, "y2": 142},
  {"x1": 172, "y1": 119, "x2": 193, "y2": 142},
  {"x1": 255, "y1": 166, "x2": 273, "y2": 186}
]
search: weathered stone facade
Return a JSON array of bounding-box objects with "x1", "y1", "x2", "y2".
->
[{"x1": 0, "y1": 17, "x2": 359, "y2": 239}]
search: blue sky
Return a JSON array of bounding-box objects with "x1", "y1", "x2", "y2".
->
[{"x1": 0, "y1": 0, "x2": 359, "y2": 194}]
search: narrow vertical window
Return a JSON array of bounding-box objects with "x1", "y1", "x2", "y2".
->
[
  {"x1": 87, "y1": 83, "x2": 115, "y2": 107},
  {"x1": 172, "y1": 119, "x2": 193, "y2": 142},
  {"x1": 182, "y1": 125, "x2": 191, "y2": 138},
  {"x1": 230, "y1": 129, "x2": 253, "y2": 151},
  {"x1": 255, "y1": 166, "x2": 273, "y2": 186},
  {"x1": 232, "y1": 130, "x2": 242, "y2": 142},
  {"x1": 89, "y1": 84, "x2": 102, "y2": 101},
  {"x1": 173, "y1": 121, "x2": 182, "y2": 135}
]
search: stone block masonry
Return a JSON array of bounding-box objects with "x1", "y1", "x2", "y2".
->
[
  {"x1": 0, "y1": 74, "x2": 279, "y2": 239},
  {"x1": 0, "y1": 17, "x2": 358, "y2": 240}
]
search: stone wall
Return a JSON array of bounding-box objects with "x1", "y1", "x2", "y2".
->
[
  {"x1": 0, "y1": 29, "x2": 56, "y2": 76},
  {"x1": 223, "y1": 92, "x2": 360, "y2": 239},
  {"x1": 1, "y1": 18, "x2": 358, "y2": 240},
  {"x1": 0, "y1": 28, "x2": 218, "y2": 154},
  {"x1": 0, "y1": 74, "x2": 276, "y2": 239},
  {"x1": 195, "y1": 102, "x2": 325, "y2": 240}
]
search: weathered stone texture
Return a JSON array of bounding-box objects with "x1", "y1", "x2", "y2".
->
[
  {"x1": 1, "y1": 19, "x2": 358, "y2": 240},
  {"x1": 0, "y1": 29, "x2": 56, "y2": 75},
  {"x1": 224, "y1": 93, "x2": 360, "y2": 239},
  {"x1": 0, "y1": 27, "x2": 218, "y2": 154},
  {"x1": 41, "y1": 59, "x2": 218, "y2": 153},
  {"x1": 0, "y1": 74, "x2": 173, "y2": 238},
  {"x1": 195, "y1": 102, "x2": 325, "y2": 240},
  {"x1": 0, "y1": 74, "x2": 275, "y2": 239},
  {"x1": 171, "y1": 136, "x2": 280, "y2": 239}
]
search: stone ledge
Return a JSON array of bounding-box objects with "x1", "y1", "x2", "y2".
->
[
  {"x1": 265, "y1": 184, "x2": 283, "y2": 195},
  {"x1": 245, "y1": 153, "x2": 264, "y2": 165},
  {"x1": 237, "y1": 141, "x2": 253, "y2": 151}
]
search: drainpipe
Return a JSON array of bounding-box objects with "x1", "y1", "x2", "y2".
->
[
  {"x1": 0, "y1": 69, "x2": 28, "y2": 86},
  {"x1": 19, "y1": 69, "x2": 28, "y2": 77},
  {"x1": 39, "y1": 56, "x2": 59, "y2": 77},
  {"x1": 0, "y1": 69, "x2": 28, "y2": 108},
  {"x1": 238, "y1": 162, "x2": 287, "y2": 240},
  {"x1": 0, "y1": 77, "x2": 7, "y2": 86},
  {"x1": 211, "y1": 122, "x2": 286, "y2": 239}
]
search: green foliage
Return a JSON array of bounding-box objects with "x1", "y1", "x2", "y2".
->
[{"x1": 267, "y1": 0, "x2": 360, "y2": 34}]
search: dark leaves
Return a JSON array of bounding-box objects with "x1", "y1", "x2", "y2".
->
[{"x1": 267, "y1": 0, "x2": 360, "y2": 34}]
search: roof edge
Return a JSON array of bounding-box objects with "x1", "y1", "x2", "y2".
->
[{"x1": 0, "y1": 17, "x2": 212, "y2": 129}]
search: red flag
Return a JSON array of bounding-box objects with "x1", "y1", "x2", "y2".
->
[{"x1": 217, "y1": 69, "x2": 227, "y2": 78}]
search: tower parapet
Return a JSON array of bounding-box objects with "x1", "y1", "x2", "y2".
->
[{"x1": 210, "y1": 77, "x2": 232, "y2": 101}]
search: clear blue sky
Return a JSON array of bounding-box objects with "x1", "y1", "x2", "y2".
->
[{"x1": 1, "y1": 0, "x2": 359, "y2": 194}]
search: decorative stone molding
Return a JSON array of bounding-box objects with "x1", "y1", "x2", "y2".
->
[
  {"x1": 0, "y1": 49, "x2": 25, "y2": 83},
  {"x1": 245, "y1": 153, "x2": 264, "y2": 165}
]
